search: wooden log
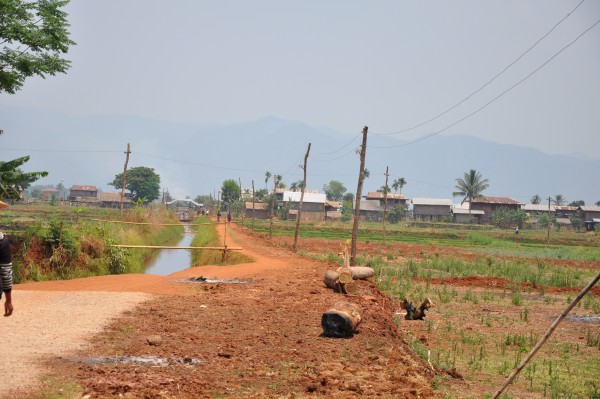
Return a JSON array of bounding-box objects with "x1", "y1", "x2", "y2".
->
[
  {"x1": 342, "y1": 280, "x2": 358, "y2": 295},
  {"x1": 336, "y1": 267, "x2": 353, "y2": 284},
  {"x1": 321, "y1": 301, "x2": 363, "y2": 338},
  {"x1": 323, "y1": 270, "x2": 340, "y2": 290},
  {"x1": 349, "y1": 266, "x2": 374, "y2": 280}
]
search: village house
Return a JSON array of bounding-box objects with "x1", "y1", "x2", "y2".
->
[
  {"x1": 469, "y1": 196, "x2": 522, "y2": 224},
  {"x1": 357, "y1": 199, "x2": 384, "y2": 222},
  {"x1": 579, "y1": 205, "x2": 600, "y2": 231},
  {"x1": 412, "y1": 198, "x2": 452, "y2": 221},
  {"x1": 325, "y1": 201, "x2": 342, "y2": 221},
  {"x1": 452, "y1": 204, "x2": 485, "y2": 224},
  {"x1": 284, "y1": 191, "x2": 327, "y2": 221},
  {"x1": 68, "y1": 185, "x2": 99, "y2": 206},
  {"x1": 365, "y1": 192, "x2": 408, "y2": 209},
  {"x1": 40, "y1": 187, "x2": 59, "y2": 201},
  {"x1": 98, "y1": 192, "x2": 133, "y2": 208},
  {"x1": 244, "y1": 202, "x2": 270, "y2": 220}
]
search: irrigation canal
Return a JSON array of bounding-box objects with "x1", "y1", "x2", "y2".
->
[{"x1": 144, "y1": 223, "x2": 194, "y2": 275}]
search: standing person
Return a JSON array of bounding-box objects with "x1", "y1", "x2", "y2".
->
[
  {"x1": 227, "y1": 211, "x2": 232, "y2": 223},
  {"x1": 514, "y1": 226, "x2": 519, "y2": 238},
  {"x1": 0, "y1": 232, "x2": 13, "y2": 317},
  {"x1": 217, "y1": 210, "x2": 222, "y2": 222}
]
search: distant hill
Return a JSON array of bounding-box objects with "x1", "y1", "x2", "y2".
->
[{"x1": 1, "y1": 106, "x2": 598, "y2": 205}]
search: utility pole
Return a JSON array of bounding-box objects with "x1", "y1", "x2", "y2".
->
[
  {"x1": 383, "y1": 166, "x2": 389, "y2": 245},
  {"x1": 251, "y1": 180, "x2": 255, "y2": 229},
  {"x1": 547, "y1": 196, "x2": 552, "y2": 245},
  {"x1": 351, "y1": 126, "x2": 368, "y2": 266},
  {"x1": 269, "y1": 175, "x2": 278, "y2": 240},
  {"x1": 293, "y1": 143, "x2": 311, "y2": 252},
  {"x1": 119, "y1": 143, "x2": 131, "y2": 215}
]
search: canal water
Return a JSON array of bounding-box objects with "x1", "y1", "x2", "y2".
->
[{"x1": 144, "y1": 223, "x2": 194, "y2": 275}]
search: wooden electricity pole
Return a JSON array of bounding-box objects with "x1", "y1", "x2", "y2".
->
[
  {"x1": 251, "y1": 180, "x2": 255, "y2": 229},
  {"x1": 383, "y1": 166, "x2": 389, "y2": 244},
  {"x1": 293, "y1": 143, "x2": 311, "y2": 252},
  {"x1": 119, "y1": 143, "x2": 131, "y2": 215},
  {"x1": 350, "y1": 126, "x2": 368, "y2": 266},
  {"x1": 547, "y1": 196, "x2": 552, "y2": 245}
]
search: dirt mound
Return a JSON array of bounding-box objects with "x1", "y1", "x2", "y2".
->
[{"x1": 13, "y1": 223, "x2": 436, "y2": 398}]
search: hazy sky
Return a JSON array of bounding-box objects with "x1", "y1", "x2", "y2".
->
[{"x1": 2, "y1": 0, "x2": 599, "y2": 159}]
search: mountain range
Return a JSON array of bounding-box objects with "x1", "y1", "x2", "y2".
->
[{"x1": 1, "y1": 106, "x2": 598, "y2": 205}]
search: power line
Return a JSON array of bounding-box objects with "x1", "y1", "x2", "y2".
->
[
  {"x1": 371, "y1": 0, "x2": 587, "y2": 137},
  {"x1": 370, "y1": 17, "x2": 600, "y2": 149},
  {"x1": 0, "y1": 147, "x2": 120, "y2": 153}
]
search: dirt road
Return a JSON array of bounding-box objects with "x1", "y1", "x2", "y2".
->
[{"x1": 6, "y1": 222, "x2": 435, "y2": 398}]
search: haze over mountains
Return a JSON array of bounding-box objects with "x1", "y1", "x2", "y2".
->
[{"x1": 1, "y1": 106, "x2": 598, "y2": 205}]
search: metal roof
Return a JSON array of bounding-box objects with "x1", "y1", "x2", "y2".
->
[
  {"x1": 283, "y1": 191, "x2": 326, "y2": 203},
  {"x1": 365, "y1": 192, "x2": 406, "y2": 200},
  {"x1": 70, "y1": 185, "x2": 97, "y2": 191},
  {"x1": 580, "y1": 206, "x2": 600, "y2": 212},
  {"x1": 452, "y1": 207, "x2": 485, "y2": 215},
  {"x1": 244, "y1": 202, "x2": 269, "y2": 210},
  {"x1": 412, "y1": 198, "x2": 453, "y2": 206},
  {"x1": 471, "y1": 196, "x2": 522, "y2": 205},
  {"x1": 359, "y1": 199, "x2": 383, "y2": 211},
  {"x1": 522, "y1": 204, "x2": 555, "y2": 212}
]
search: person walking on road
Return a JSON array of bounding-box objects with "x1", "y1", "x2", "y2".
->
[{"x1": 0, "y1": 232, "x2": 13, "y2": 317}]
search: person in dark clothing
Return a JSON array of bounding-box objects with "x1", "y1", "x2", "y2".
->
[
  {"x1": 0, "y1": 232, "x2": 13, "y2": 317},
  {"x1": 227, "y1": 211, "x2": 232, "y2": 223}
]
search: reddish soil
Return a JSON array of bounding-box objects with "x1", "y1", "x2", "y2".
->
[{"x1": 16, "y1": 223, "x2": 437, "y2": 398}]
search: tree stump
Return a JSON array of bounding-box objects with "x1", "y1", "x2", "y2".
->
[{"x1": 321, "y1": 301, "x2": 363, "y2": 338}]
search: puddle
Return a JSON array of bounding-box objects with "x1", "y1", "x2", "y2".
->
[
  {"x1": 81, "y1": 355, "x2": 202, "y2": 366},
  {"x1": 185, "y1": 276, "x2": 253, "y2": 284},
  {"x1": 565, "y1": 314, "x2": 600, "y2": 323}
]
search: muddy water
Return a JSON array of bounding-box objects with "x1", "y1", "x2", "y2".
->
[{"x1": 144, "y1": 223, "x2": 194, "y2": 275}]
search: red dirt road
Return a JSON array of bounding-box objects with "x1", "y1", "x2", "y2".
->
[{"x1": 10, "y1": 222, "x2": 436, "y2": 398}]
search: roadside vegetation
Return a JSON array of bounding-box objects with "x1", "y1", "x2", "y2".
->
[
  {"x1": 245, "y1": 218, "x2": 600, "y2": 399},
  {"x1": 189, "y1": 216, "x2": 253, "y2": 266},
  {"x1": 4, "y1": 204, "x2": 183, "y2": 283}
]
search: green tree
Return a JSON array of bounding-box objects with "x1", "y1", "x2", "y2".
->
[
  {"x1": 392, "y1": 177, "x2": 407, "y2": 194},
  {"x1": 453, "y1": 169, "x2": 489, "y2": 223},
  {"x1": 552, "y1": 194, "x2": 566, "y2": 206},
  {"x1": 0, "y1": 0, "x2": 75, "y2": 94},
  {"x1": 0, "y1": 155, "x2": 48, "y2": 200},
  {"x1": 342, "y1": 192, "x2": 354, "y2": 203},
  {"x1": 108, "y1": 166, "x2": 160, "y2": 203},
  {"x1": 387, "y1": 204, "x2": 405, "y2": 224},
  {"x1": 264, "y1": 171, "x2": 271, "y2": 191},
  {"x1": 569, "y1": 200, "x2": 584, "y2": 207},
  {"x1": 530, "y1": 194, "x2": 541, "y2": 204},
  {"x1": 220, "y1": 179, "x2": 240, "y2": 206},
  {"x1": 323, "y1": 180, "x2": 347, "y2": 201},
  {"x1": 452, "y1": 169, "x2": 489, "y2": 207},
  {"x1": 341, "y1": 200, "x2": 353, "y2": 222},
  {"x1": 596, "y1": 200, "x2": 600, "y2": 206}
]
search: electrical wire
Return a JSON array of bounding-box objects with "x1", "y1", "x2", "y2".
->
[
  {"x1": 371, "y1": 0, "x2": 587, "y2": 137},
  {"x1": 370, "y1": 17, "x2": 600, "y2": 149}
]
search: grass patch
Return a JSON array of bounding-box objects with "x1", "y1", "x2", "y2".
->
[{"x1": 190, "y1": 218, "x2": 253, "y2": 266}]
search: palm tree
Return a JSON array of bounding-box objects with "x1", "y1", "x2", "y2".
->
[
  {"x1": 392, "y1": 177, "x2": 407, "y2": 194},
  {"x1": 264, "y1": 171, "x2": 271, "y2": 191},
  {"x1": 290, "y1": 182, "x2": 298, "y2": 192},
  {"x1": 530, "y1": 194, "x2": 541, "y2": 204},
  {"x1": 552, "y1": 194, "x2": 566, "y2": 206},
  {"x1": 452, "y1": 169, "x2": 489, "y2": 215}
]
